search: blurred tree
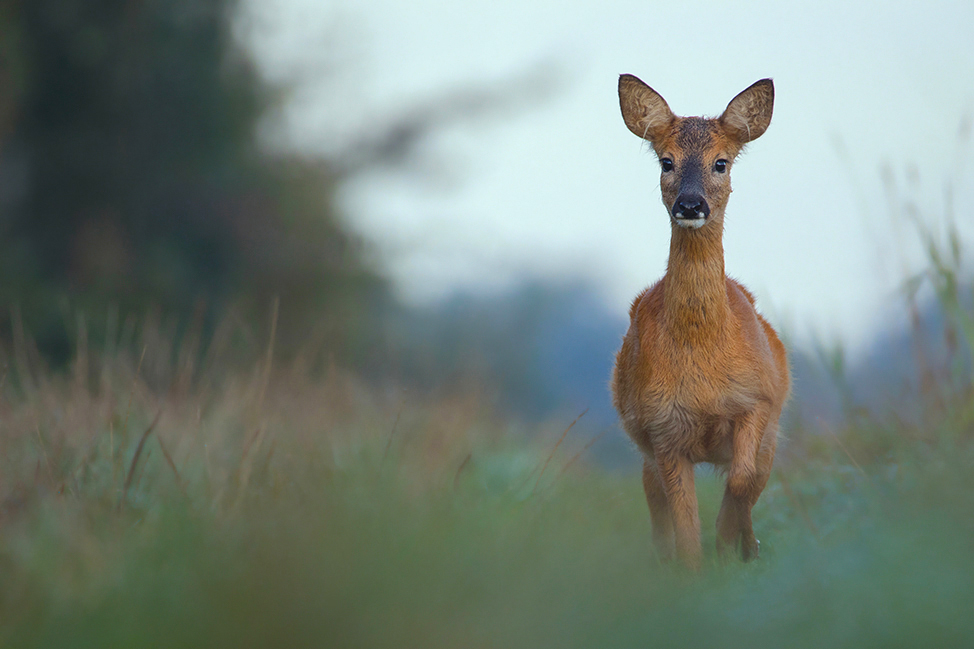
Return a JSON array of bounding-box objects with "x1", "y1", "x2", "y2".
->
[{"x1": 0, "y1": 0, "x2": 385, "y2": 362}]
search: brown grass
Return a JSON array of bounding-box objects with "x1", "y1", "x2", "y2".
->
[{"x1": 0, "y1": 309, "x2": 517, "y2": 524}]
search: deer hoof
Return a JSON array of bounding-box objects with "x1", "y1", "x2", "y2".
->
[{"x1": 742, "y1": 537, "x2": 760, "y2": 562}]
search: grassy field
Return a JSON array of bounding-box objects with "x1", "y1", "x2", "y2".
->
[{"x1": 0, "y1": 313, "x2": 972, "y2": 649}]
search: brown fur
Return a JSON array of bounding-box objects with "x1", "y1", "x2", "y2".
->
[{"x1": 611, "y1": 75, "x2": 789, "y2": 569}]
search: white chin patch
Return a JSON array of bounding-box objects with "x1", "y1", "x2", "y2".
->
[{"x1": 673, "y1": 215, "x2": 707, "y2": 229}]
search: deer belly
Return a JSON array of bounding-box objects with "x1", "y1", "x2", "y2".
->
[{"x1": 640, "y1": 401, "x2": 734, "y2": 462}]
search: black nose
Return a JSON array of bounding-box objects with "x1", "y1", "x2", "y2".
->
[{"x1": 672, "y1": 194, "x2": 710, "y2": 219}]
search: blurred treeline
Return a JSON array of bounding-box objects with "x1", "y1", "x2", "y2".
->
[{"x1": 0, "y1": 0, "x2": 387, "y2": 364}]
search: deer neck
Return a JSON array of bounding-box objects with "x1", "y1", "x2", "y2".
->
[{"x1": 663, "y1": 218, "x2": 728, "y2": 341}]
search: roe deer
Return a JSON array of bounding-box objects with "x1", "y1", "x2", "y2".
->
[{"x1": 611, "y1": 75, "x2": 790, "y2": 570}]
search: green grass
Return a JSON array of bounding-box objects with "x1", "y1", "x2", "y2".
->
[{"x1": 0, "y1": 338, "x2": 972, "y2": 648}]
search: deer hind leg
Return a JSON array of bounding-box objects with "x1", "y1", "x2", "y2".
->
[
  {"x1": 642, "y1": 458, "x2": 675, "y2": 561},
  {"x1": 654, "y1": 452, "x2": 701, "y2": 570},
  {"x1": 716, "y1": 403, "x2": 778, "y2": 562}
]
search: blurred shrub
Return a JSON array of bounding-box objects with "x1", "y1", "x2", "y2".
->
[{"x1": 0, "y1": 0, "x2": 386, "y2": 363}]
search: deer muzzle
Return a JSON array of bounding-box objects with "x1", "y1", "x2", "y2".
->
[{"x1": 671, "y1": 160, "x2": 710, "y2": 228}]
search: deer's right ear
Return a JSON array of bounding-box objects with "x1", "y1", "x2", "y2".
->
[{"x1": 619, "y1": 74, "x2": 674, "y2": 144}]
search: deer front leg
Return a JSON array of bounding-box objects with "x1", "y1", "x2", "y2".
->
[
  {"x1": 642, "y1": 458, "x2": 675, "y2": 561},
  {"x1": 717, "y1": 402, "x2": 777, "y2": 561},
  {"x1": 654, "y1": 452, "x2": 701, "y2": 570}
]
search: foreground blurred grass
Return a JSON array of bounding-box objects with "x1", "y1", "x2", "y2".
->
[{"x1": 0, "y1": 322, "x2": 971, "y2": 649}]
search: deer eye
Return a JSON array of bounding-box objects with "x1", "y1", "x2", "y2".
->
[
  {"x1": 660, "y1": 158, "x2": 674, "y2": 172},
  {"x1": 714, "y1": 159, "x2": 728, "y2": 173}
]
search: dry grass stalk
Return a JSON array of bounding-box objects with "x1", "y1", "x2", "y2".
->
[
  {"x1": 453, "y1": 452, "x2": 472, "y2": 491},
  {"x1": 119, "y1": 409, "x2": 163, "y2": 511},
  {"x1": 552, "y1": 427, "x2": 610, "y2": 485},
  {"x1": 381, "y1": 403, "x2": 405, "y2": 465},
  {"x1": 775, "y1": 469, "x2": 819, "y2": 538},
  {"x1": 115, "y1": 345, "x2": 147, "y2": 488},
  {"x1": 827, "y1": 427, "x2": 866, "y2": 477},
  {"x1": 255, "y1": 297, "x2": 279, "y2": 418},
  {"x1": 230, "y1": 426, "x2": 266, "y2": 514},
  {"x1": 533, "y1": 408, "x2": 587, "y2": 494},
  {"x1": 156, "y1": 435, "x2": 186, "y2": 497}
]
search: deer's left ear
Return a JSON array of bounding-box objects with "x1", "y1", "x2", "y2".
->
[{"x1": 720, "y1": 79, "x2": 774, "y2": 144}]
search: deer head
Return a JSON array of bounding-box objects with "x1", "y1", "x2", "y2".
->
[{"x1": 619, "y1": 75, "x2": 774, "y2": 230}]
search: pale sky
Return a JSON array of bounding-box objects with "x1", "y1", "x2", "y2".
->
[{"x1": 244, "y1": 0, "x2": 974, "y2": 355}]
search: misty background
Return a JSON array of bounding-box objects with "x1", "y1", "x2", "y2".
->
[{"x1": 0, "y1": 0, "x2": 971, "y2": 465}]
